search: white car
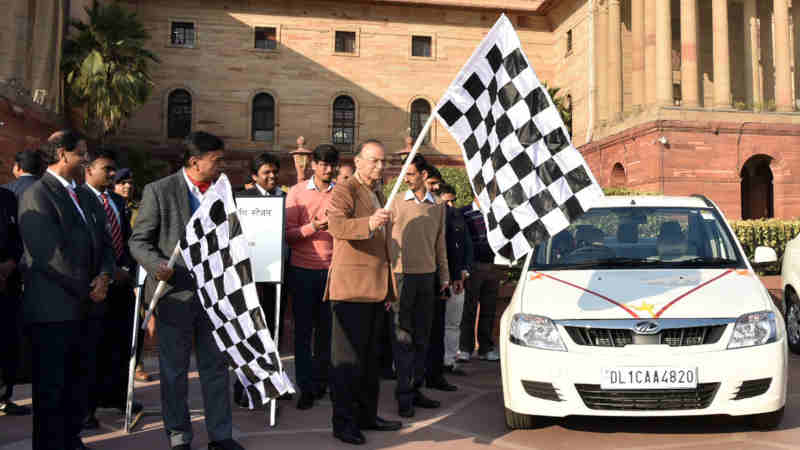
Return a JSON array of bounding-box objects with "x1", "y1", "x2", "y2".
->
[
  {"x1": 500, "y1": 195, "x2": 787, "y2": 430},
  {"x1": 780, "y1": 231, "x2": 800, "y2": 354}
]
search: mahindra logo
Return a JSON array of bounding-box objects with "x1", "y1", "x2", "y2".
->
[{"x1": 633, "y1": 321, "x2": 660, "y2": 335}]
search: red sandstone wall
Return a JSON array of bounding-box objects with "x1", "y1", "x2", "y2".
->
[{"x1": 0, "y1": 99, "x2": 59, "y2": 185}]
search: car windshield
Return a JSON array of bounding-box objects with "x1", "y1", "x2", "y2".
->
[{"x1": 531, "y1": 207, "x2": 745, "y2": 270}]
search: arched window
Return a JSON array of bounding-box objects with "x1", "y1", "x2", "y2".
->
[
  {"x1": 611, "y1": 163, "x2": 626, "y2": 187},
  {"x1": 167, "y1": 89, "x2": 192, "y2": 138},
  {"x1": 741, "y1": 155, "x2": 774, "y2": 219},
  {"x1": 252, "y1": 93, "x2": 275, "y2": 142},
  {"x1": 410, "y1": 99, "x2": 431, "y2": 144},
  {"x1": 332, "y1": 95, "x2": 355, "y2": 145}
]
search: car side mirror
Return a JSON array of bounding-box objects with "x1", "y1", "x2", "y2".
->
[{"x1": 752, "y1": 246, "x2": 778, "y2": 267}]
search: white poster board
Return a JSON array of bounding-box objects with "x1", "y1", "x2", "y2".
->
[{"x1": 235, "y1": 196, "x2": 286, "y2": 283}]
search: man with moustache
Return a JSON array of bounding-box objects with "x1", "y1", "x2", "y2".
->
[
  {"x1": 233, "y1": 152, "x2": 290, "y2": 408},
  {"x1": 78, "y1": 147, "x2": 142, "y2": 428},
  {"x1": 130, "y1": 131, "x2": 243, "y2": 450},
  {"x1": 326, "y1": 139, "x2": 401, "y2": 445},
  {"x1": 19, "y1": 130, "x2": 113, "y2": 450},
  {"x1": 285, "y1": 144, "x2": 338, "y2": 410}
]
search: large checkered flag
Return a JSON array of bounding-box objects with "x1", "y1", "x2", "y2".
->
[
  {"x1": 179, "y1": 174, "x2": 294, "y2": 408},
  {"x1": 435, "y1": 14, "x2": 603, "y2": 261}
]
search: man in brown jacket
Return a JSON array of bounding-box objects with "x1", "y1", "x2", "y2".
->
[{"x1": 325, "y1": 139, "x2": 401, "y2": 446}]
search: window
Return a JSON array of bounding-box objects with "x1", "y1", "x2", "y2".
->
[
  {"x1": 410, "y1": 99, "x2": 431, "y2": 144},
  {"x1": 167, "y1": 89, "x2": 192, "y2": 138},
  {"x1": 255, "y1": 27, "x2": 277, "y2": 50},
  {"x1": 171, "y1": 21, "x2": 195, "y2": 47},
  {"x1": 332, "y1": 95, "x2": 355, "y2": 145},
  {"x1": 252, "y1": 93, "x2": 275, "y2": 142},
  {"x1": 412, "y1": 35, "x2": 432, "y2": 58},
  {"x1": 566, "y1": 29, "x2": 573, "y2": 54},
  {"x1": 335, "y1": 31, "x2": 356, "y2": 53}
]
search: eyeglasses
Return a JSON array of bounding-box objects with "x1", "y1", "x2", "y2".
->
[{"x1": 359, "y1": 157, "x2": 386, "y2": 166}]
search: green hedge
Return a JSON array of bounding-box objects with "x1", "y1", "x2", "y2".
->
[
  {"x1": 383, "y1": 166, "x2": 473, "y2": 208},
  {"x1": 730, "y1": 219, "x2": 800, "y2": 274}
]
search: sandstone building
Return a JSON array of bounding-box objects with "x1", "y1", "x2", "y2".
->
[{"x1": 2, "y1": 0, "x2": 800, "y2": 219}]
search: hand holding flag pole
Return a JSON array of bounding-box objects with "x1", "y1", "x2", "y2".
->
[
  {"x1": 384, "y1": 114, "x2": 436, "y2": 211},
  {"x1": 141, "y1": 245, "x2": 181, "y2": 330}
]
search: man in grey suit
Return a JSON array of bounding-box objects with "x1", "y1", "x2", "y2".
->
[
  {"x1": 129, "y1": 131, "x2": 244, "y2": 450},
  {"x1": 19, "y1": 130, "x2": 113, "y2": 450}
]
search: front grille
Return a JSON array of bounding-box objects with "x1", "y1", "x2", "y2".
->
[
  {"x1": 575, "y1": 383, "x2": 720, "y2": 410},
  {"x1": 733, "y1": 378, "x2": 772, "y2": 400},
  {"x1": 566, "y1": 325, "x2": 726, "y2": 347},
  {"x1": 521, "y1": 381, "x2": 563, "y2": 401}
]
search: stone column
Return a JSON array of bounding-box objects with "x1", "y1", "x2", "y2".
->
[
  {"x1": 655, "y1": 0, "x2": 673, "y2": 106},
  {"x1": 596, "y1": 2, "x2": 609, "y2": 124},
  {"x1": 773, "y1": 0, "x2": 793, "y2": 111},
  {"x1": 712, "y1": 0, "x2": 731, "y2": 109},
  {"x1": 631, "y1": 0, "x2": 645, "y2": 111},
  {"x1": 608, "y1": 0, "x2": 622, "y2": 121},
  {"x1": 680, "y1": 0, "x2": 700, "y2": 108},
  {"x1": 644, "y1": 0, "x2": 657, "y2": 107},
  {"x1": 743, "y1": 0, "x2": 761, "y2": 109}
]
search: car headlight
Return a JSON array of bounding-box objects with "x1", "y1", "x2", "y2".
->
[
  {"x1": 727, "y1": 311, "x2": 779, "y2": 349},
  {"x1": 509, "y1": 313, "x2": 567, "y2": 351}
]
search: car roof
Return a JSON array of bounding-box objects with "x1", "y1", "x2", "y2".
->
[{"x1": 588, "y1": 196, "x2": 711, "y2": 209}]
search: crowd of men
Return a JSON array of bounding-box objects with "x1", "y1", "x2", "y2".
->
[{"x1": 0, "y1": 129, "x2": 503, "y2": 449}]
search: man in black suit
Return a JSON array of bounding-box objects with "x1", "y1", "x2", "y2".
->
[
  {"x1": 0, "y1": 186, "x2": 25, "y2": 417},
  {"x1": 233, "y1": 152, "x2": 290, "y2": 408},
  {"x1": 3, "y1": 149, "x2": 44, "y2": 198},
  {"x1": 129, "y1": 131, "x2": 243, "y2": 450},
  {"x1": 19, "y1": 130, "x2": 113, "y2": 450},
  {"x1": 78, "y1": 147, "x2": 142, "y2": 429}
]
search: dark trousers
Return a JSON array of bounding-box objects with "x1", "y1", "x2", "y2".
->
[
  {"x1": 157, "y1": 302, "x2": 232, "y2": 447},
  {"x1": 289, "y1": 266, "x2": 331, "y2": 394},
  {"x1": 425, "y1": 293, "x2": 447, "y2": 383},
  {"x1": 378, "y1": 309, "x2": 394, "y2": 375},
  {"x1": 87, "y1": 285, "x2": 136, "y2": 414},
  {"x1": 330, "y1": 301, "x2": 383, "y2": 433},
  {"x1": 391, "y1": 273, "x2": 435, "y2": 406},
  {"x1": 0, "y1": 293, "x2": 20, "y2": 403},
  {"x1": 233, "y1": 280, "x2": 290, "y2": 404},
  {"x1": 30, "y1": 320, "x2": 90, "y2": 450},
  {"x1": 460, "y1": 264, "x2": 500, "y2": 354}
]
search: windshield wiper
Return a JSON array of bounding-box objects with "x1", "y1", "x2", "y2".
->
[
  {"x1": 545, "y1": 258, "x2": 661, "y2": 269},
  {"x1": 664, "y1": 257, "x2": 741, "y2": 267}
]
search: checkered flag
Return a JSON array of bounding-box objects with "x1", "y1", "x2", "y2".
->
[
  {"x1": 435, "y1": 14, "x2": 603, "y2": 261},
  {"x1": 179, "y1": 174, "x2": 294, "y2": 408}
]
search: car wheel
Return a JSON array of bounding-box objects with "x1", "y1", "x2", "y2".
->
[
  {"x1": 785, "y1": 290, "x2": 800, "y2": 354},
  {"x1": 504, "y1": 408, "x2": 537, "y2": 429},
  {"x1": 749, "y1": 406, "x2": 784, "y2": 430}
]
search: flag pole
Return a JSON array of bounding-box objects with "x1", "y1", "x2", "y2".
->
[
  {"x1": 384, "y1": 114, "x2": 436, "y2": 211},
  {"x1": 141, "y1": 244, "x2": 181, "y2": 330}
]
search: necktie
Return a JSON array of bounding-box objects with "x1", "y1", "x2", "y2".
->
[
  {"x1": 101, "y1": 193, "x2": 124, "y2": 260},
  {"x1": 67, "y1": 187, "x2": 87, "y2": 224}
]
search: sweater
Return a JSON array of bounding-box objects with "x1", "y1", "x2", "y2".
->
[
  {"x1": 389, "y1": 190, "x2": 449, "y2": 284},
  {"x1": 285, "y1": 178, "x2": 334, "y2": 270}
]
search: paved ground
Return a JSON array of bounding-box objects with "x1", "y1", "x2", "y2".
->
[{"x1": 1, "y1": 351, "x2": 799, "y2": 450}]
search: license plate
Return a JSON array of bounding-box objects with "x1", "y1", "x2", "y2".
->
[{"x1": 601, "y1": 366, "x2": 698, "y2": 390}]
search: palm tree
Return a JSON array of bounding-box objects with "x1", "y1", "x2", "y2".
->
[
  {"x1": 62, "y1": 1, "x2": 159, "y2": 140},
  {"x1": 541, "y1": 82, "x2": 572, "y2": 138}
]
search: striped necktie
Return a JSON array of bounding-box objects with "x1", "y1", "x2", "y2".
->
[{"x1": 101, "y1": 193, "x2": 124, "y2": 260}]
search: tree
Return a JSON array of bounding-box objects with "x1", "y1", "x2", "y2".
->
[
  {"x1": 62, "y1": 1, "x2": 159, "y2": 140},
  {"x1": 542, "y1": 81, "x2": 572, "y2": 138}
]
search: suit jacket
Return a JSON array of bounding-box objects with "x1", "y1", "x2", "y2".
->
[
  {"x1": 129, "y1": 170, "x2": 200, "y2": 326},
  {"x1": 445, "y1": 205, "x2": 474, "y2": 281},
  {"x1": 19, "y1": 173, "x2": 114, "y2": 324},
  {"x1": 237, "y1": 186, "x2": 286, "y2": 198},
  {"x1": 0, "y1": 187, "x2": 22, "y2": 299},
  {"x1": 324, "y1": 176, "x2": 396, "y2": 303},
  {"x1": 3, "y1": 175, "x2": 38, "y2": 199}
]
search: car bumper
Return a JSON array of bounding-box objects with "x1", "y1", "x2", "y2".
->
[{"x1": 501, "y1": 338, "x2": 787, "y2": 418}]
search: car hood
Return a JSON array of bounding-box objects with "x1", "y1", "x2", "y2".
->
[{"x1": 523, "y1": 268, "x2": 771, "y2": 320}]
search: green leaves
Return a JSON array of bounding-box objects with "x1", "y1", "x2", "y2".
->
[
  {"x1": 730, "y1": 219, "x2": 800, "y2": 274},
  {"x1": 61, "y1": 0, "x2": 158, "y2": 140}
]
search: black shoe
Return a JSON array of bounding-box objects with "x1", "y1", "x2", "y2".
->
[
  {"x1": 72, "y1": 437, "x2": 90, "y2": 450},
  {"x1": 426, "y1": 378, "x2": 458, "y2": 392},
  {"x1": 296, "y1": 391, "x2": 314, "y2": 410},
  {"x1": 333, "y1": 428, "x2": 366, "y2": 445},
  {"x1": 360, "y1": 416, "x2": 402, "y2": 431},
  {"x1": 443, "y1": 365, "x2": 468, "y2": 376},
  {"x1": 314, "y1": 386, "x2": 327, "y2": 400},
  {"x1": 100, "y1": 401, "x2": 142, "y2": 415},
  {"x1": 413, "y1": 392, "x2": 440, "y2": 409},
  {"x1": 82, "y1": 415, "x2": 99, "y2": 430},
  {"x1": 398, "y1": 401, "x2": 415, "y2": 418},
  {"x1": 278, "y1": 392, "x2": 293, "y2": 401},
  {"x1": 208, "y1": 438, "x2": 245, "y2": 450},
  {"x1": 0, "y1": 401, "x2": 31, "y2": 416},
  {"x1": 172, "y1": 445, "x2": 190, "y2": 450}
]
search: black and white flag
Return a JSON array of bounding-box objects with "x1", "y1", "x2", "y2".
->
[
  {"x1": 435, "y1": 14, "x2": 603, "y2": 261},
  {"x1": 179, "y1": 174, "x2": 294, "y2": 408}
]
